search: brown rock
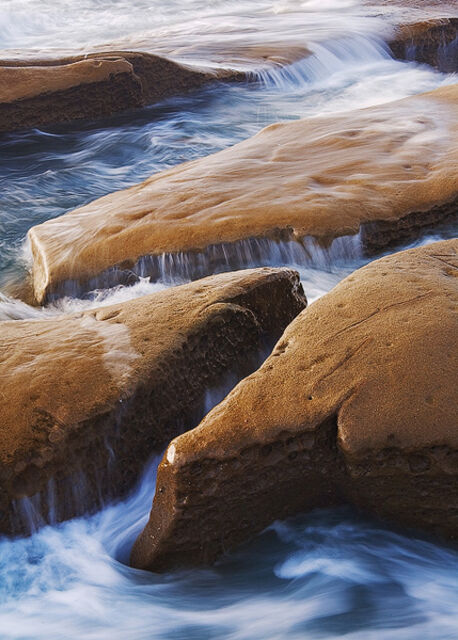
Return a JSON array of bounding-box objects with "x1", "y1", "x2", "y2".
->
[
  {"x1": 130, "y1": 239, "x2": 458, "y2": 572},
  {"x1": 0, "y1": 267, "x2": 305, "y2": 535},
  {"x1": 389, "y1": 18, "x2": 458, "y2": 72},
  {"x1": 362, "y1": 1, "x2": 457, "y2": 70},
  {"x1": 29, "y1": 85, "x2": 458, "y2": 303},
  {"x1": 0, "y1": 51, "x2": 244, "y2": 134}
]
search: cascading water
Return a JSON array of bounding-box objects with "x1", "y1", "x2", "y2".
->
[{"x1": 0, "y1": 0, "x2": 457, "y2": 637}]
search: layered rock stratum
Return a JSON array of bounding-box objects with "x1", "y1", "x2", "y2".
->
[
  {"x1": 130, "y1": 239, "x2": 458, "y2": 572},
  {"x1": 28, "y1": 85, "x2": 458, "y2": 303},
  {"x1": 0, "y1": 267, "x2": 305, "y2": 535}
]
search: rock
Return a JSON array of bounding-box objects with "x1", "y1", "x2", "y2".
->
[
  {"x1": 130, "y1": 239, "x2": 458, "y2": 572},
  {"x1": 29, "y1": 85, "x2": 458, "y2": 303},
  {"x1": 132, "y1": 1, "x2": 456, "y2": 72},
  {"x1": 1, "y1": 3, "x2": 455, "y2": 136},
  {"x1": 389, "y1": 18, "x2": 458, "y2": 72},
  {"x1": 0, "y1": 267, "x2": 305, "y2": 535},
  {"x1": 0, "y1": 51, "x2": 244, "y2": 133},
  {"x1": 361, "y1": 1, "x2": 457, "y2": 70}
]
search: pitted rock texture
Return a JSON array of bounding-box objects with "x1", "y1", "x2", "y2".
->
[
  {"x1": 130, "y1": 240, "x2": 458, "y2": 572},
  {"x1": 0, "y1": 51, "x2": 243, "y2": 133},
  {"x1": 28, "y1": 85, "x2": 458, "y2": 303},
  {"x1": 0, "y1": 268, "x2": 305, "y2": 535}
]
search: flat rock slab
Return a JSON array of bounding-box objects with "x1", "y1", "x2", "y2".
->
[
  {"x1": 0, "y1": 267, "x2": 305, "y2": 535},
  {"x1": 29, "y1": 85, "x2": 458, "y2": 303},
  {"x1": 0, "y1": 51, "x2": 243, "y2": 133},
  {"x1": 131, "y1": 239, "x2": 458, "y2": 572}
]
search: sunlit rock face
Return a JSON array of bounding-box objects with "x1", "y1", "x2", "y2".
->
[
  {"x1": 0, "y1": 51, "x2": 244, "y2": 133},
  {"x1": 0, "y1": 267, "x2": 305, "y2": 535},
  {"x1": 28, "y1": 85, "x2": 458, "y2": 304},
  {"x1": 131, "y1": 239, "x2": 458, "y2": 572}
]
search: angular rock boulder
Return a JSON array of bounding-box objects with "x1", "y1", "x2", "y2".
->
[
  {"x1": 0, "y1": 268, "x2": 305, "y2": 535},
  {"x1": 131, "y1": 239, "x2": 458, "y2": 572},
  {"x1": 29, "y1": 85, "x2": 458, "y2": 303},
  {"x1": 0, "y1": 51, "x2": 243, "y2": 133}
]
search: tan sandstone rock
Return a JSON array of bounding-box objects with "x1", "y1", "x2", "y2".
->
[
  {"x1": 0, "y1": 267, "x2": 305, "y2": 535},
  {"x1": 130, "y1": 239, "x2": 458, "y2": 572},
  {"x1": 29, "y1": 85, "x2": 458, "y2": 303},
  {"x1": 0, "y1": 51, "x2": 243, "y2": 133}
]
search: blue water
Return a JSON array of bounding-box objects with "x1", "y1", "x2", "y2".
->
[
  {"x1": 0, "y1": 0, "x2": 457, "y2": 637},
  {"x1": 1, "y1": 461, "x2": 457, "y2": 639}
]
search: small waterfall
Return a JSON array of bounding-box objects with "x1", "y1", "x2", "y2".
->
[
  {"x1": 0, "y1": 232, "x2": 361, "y2": 317},
  {"x1": 136, "y1": 232, "x2": 362, "y2": 284},
  {"x1": 44, "y1": 232, "x2": 362, "y2": 302}
]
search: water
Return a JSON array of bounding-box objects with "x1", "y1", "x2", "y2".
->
[
  {"x1": 0, "y1": 40, "x2": 453, "y2": 293},
  {"x1": 1, "y1": 0, "x2": 457, "y2": 637},
  {"x1": 0, "y1": 0, "x2": 389, "y2": 63},
  {"x1": 1, "y1": 465, "x2": 457, "y2": 639}
]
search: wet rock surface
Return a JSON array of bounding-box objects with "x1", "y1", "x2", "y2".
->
[
  {"x1": 28, "y1": 85, "x2": 458, "y2": 303},
  {"x1": 130, "y1": 240, "x2": 458, "y2": 572},
  {"x1": 389, "y1": 18, "x2": 458, "y2": 72},
  {"x1": 0, "y1": 0, "x2": 456, "y2": 137},
  {"x1": 0, "y1": 51, "x2": 244, "y2": 133},
  {"x1": 0, "y1": 267, "x2": 305, "y2": 535}
]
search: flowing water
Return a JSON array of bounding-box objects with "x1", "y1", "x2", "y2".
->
[{"x1": 0, "y1": 0, "x2": 457, "y2": 637}]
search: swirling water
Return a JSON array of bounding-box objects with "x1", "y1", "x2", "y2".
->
[
  {"x1": 1, "y1": 464, "x2": 458, "y2": 640},
  {"x1": 0, "y1": 0, "x2": 457, "y2": 638}
]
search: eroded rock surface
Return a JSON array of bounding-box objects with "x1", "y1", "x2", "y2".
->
[
  {"x1": 0, "y1": 51, "x2": 243, "y2": 133},
  {"x1": 29, "y1": 85, "x2": 458, "y2": 303},
  {"x1": 131, "y1": 240, "x2": 458, "y2": 572},
  {"x1": 0, "y1": 268, "x2": 305, "y2": 535}
]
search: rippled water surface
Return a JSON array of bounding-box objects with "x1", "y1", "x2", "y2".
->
[{"x1": 0, "y1": 0, "x2": 457, "y2": 638}]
